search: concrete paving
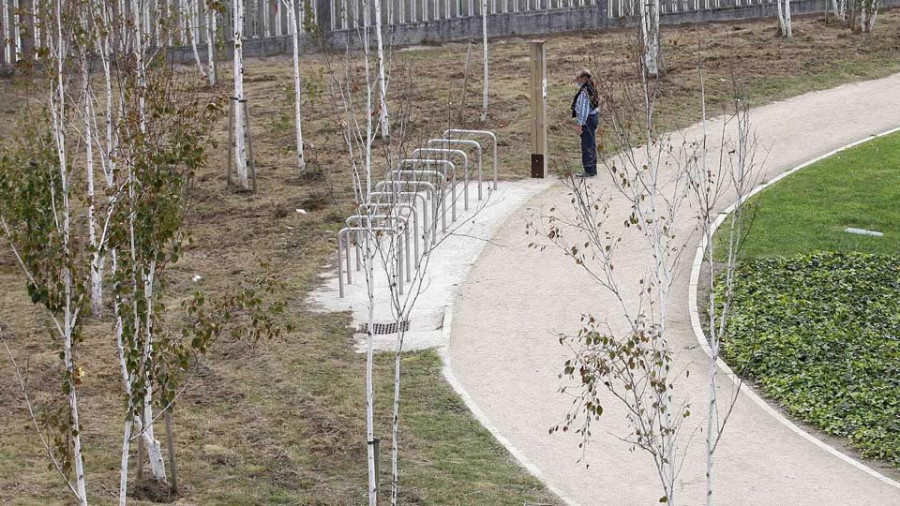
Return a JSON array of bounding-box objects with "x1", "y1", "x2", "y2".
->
[{"x1": 447, "y1": 73, "x2": 900, "y2": 505}]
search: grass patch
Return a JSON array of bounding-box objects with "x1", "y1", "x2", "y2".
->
[
  {"x1": 718, "y1": 132, "x2": 900, "y2": 469},
  {"x1": 731, "y1": 130, "x2": 900, "y2": 258},
  {"x1": 719, "y1": 253, "x2": 900, "y2": 467}
]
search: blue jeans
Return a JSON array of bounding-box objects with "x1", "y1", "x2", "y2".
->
[{"x1": 580, "y1": 113, "x2": 598, "y2": 175}]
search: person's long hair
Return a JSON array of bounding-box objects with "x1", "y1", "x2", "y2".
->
[{"x1": 584, "y1": 75, "x2": 600, "y2": 109}]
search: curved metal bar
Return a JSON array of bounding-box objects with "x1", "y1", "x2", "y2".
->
[
  {"x1": 398, "y1": 159, "x2": 458, "y2": 223},
  {"x1": 442, "y1": 129, "x2": 498, "y2": 190},
  {"x1": 412, "y1": 148, "x2": 471, "y2": 211},
  {"x1": 346, "y1": 213, "x2": 412, "y2": 287},
  {"x1": 357, "y1": 202, "x2": 420, "y2": 266},
  {"x1": 391, "y1": 169, "x2": 448, "y2": 234},
  {"x1": 369, "y1": 191, "x2": 431, "y2": 252},
  {"x1": 337, "y1": 226, "x2": 399, "y2": 298},
  {"x1": 428, "y1": 138, "x2": 483, "y2": 200},
  {"x1": 372, "y1": 182, "x2": 436, "y2": 246}
]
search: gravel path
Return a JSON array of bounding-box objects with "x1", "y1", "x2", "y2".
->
[{"x1": 447, "y1": 73, "x2": 900, "y2": 505}]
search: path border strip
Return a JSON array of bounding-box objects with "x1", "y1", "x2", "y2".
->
[
  {"x1": 688, "y1": 126, "x2": 900, "y2": 490},
  {"x1": 437, "y1": 180, "x2": 581, "y2": 506}
]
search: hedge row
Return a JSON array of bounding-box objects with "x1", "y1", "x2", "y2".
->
[{"x1": 719, "y1": 252, "x2": 900, "y2": 466}]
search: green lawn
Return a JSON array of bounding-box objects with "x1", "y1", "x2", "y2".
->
[
  {"x1": 718, "y1": 132, "x2": 900, "y2": 469},
  {"x1": 735, "y1": 131, "x2": 900, "y2": 258}
]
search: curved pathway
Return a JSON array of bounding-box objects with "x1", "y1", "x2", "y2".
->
[{"x1": 447, "y1": 73, "x2": 900, "y2": 505}]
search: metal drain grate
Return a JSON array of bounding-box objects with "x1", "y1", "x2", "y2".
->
[{"x1": 358, "y1": 320, "x2": 410, "y2": 335}]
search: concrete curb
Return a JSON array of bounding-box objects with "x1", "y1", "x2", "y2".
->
[{"x1": 687, "y1": 126, "x2": 900, "y2": 491}]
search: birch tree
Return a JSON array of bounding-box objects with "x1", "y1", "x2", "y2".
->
[
  {"x1": 12, "y1": 0, "x2": 20, "y2": 61},
  {"x1": 480, "y1": 0, "x2": 488, "y2": 121},
  {"x1": 776, "y1": 0, "x2": 792, "y2": 38},
  {"x1": 76, "y1": 8, "x2": 105, "y2": 316},
  {"x1": 334, "y1": 0, "x2": 378, "y2": 500},
  {"x1": 0, "y1": 3, "x2": 89, "y2": 502},
  {"x1": 690, "y1": 55, "x2": 760, "y2": 506},
  {"x1": 3, "y1": 0, "x2": 11, "y2": 64},
  {"x1": 232, "y1": 0, "x2": 250, "y2": 189},
  {"x1": 321, "y1": 0, "x2": 387, "y2": 499},
  {"x1": 206, "y1": 0, "x2": 220, "y2": 85},
  {"x1": 187, "y1": 0, "x2": 209, "y2": 80},
  {"x1": 641, "y1": 0, "x2": 661, "y2": 76},
  {"x1": 854, "y1": 0, "x2": 879, "y2": 32},
  {"x1": 281, "y1": 0, "x2": 306, "y2": 172},
  {"x1": 374, "y1": 0, "x2": 390, "y2": 139}
]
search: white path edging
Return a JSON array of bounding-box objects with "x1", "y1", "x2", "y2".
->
[{"x1": 688, "y1": 126, "x2": 900, "y2": 490}]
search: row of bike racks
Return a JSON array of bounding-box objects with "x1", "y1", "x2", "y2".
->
[{"x1": 337, "y1": 130, "x2": 498, "y2": 298}]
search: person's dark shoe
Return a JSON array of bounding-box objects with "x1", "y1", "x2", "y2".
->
[{"x1": 574, "y1": 172, "x2": 596, "y2": 178}]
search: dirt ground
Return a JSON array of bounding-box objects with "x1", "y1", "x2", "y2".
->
[{"x1": 1, "y1": 10, "x2": 900, "y2": 505}]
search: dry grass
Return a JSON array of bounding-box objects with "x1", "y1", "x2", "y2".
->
[{"x1": 1, "y1": 10, "x2": 900, "y2": 505}]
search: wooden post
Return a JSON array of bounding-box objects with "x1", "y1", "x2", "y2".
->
[
  {"x1": 136, "y1": 436, "x2": 145, "y2": 480},
  {"x1": 458, "y1": 41, "x2": 474, "y2": 125},
  {"x1": 243, "y1": 99, "x2": 258, "y2": 193},
  {"x1": 165, "y1": 408, "x2": 178, "y2": 495},
  {"x1": 226, "y1": 97, "x2": 235, "y2": 187},
  {"x1": 529, "y1": 40, "x2": 547, "y2": 178}
]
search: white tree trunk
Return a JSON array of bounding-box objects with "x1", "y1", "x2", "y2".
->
[
  {"x1": 361, "y1": 4, "x2": 378, "y2": 503},
  {"x1": 374, "y1": 0, "x2": 390, "y2": 138},
  {"x1": 134, "y1": 0, "x2": 148, "y2": 132},
  {"x1": 867, "y1": 6, "x2": 878, "y2": 31},
  {"x1": 784, "y1": 0, "x2": 792, "y2": 37},
  {"x1": 49, "y1": 2, "x2": 87, "y2": 501},
  {"x1": 81, "y1": 44, "x2": 104, "y2": 317},
  {"x1": 206, "y1": 4, "x2": 217, "y2": 85},
  {"x1": 275, "y1": 0, "x2": 282, "y2": 36},
  {"x1": 390, "y1": 330, "x2": 403, "y2": 506},
  {"x1": 33, "y1": 0, "x2": 40, "y2": 52},
  {"x1": 12, "y1": 0, "x2": 20, "y2": 61},
  {"x1": 365, "y1": 233, "x2": 378, "y2": 506},
  {"x1": 284, "y1": 0, "x2": 306, "y2": 173},
  {"x1": 233, "y1": 0, "x2": 249, "y2": 188},
  {"x1": 140, "y1": 261, "x2": 168, "y2": 483},
  {"x1": 641, "y1": 0, "x2": 660, "y2": 76},
  {"x1": 119, "y1": 419, "x2": 133, "y2": 506},
  {"x1": 3, "y1": 0, "x2": 10, "y2": 64},
  {"x1": 97, "y1": 1, "x2": 117, "y2": 188},
  {"x1": 480, "y1": 0, "x2": 488, "y2": 121},
  {"x1": 63, "y1": 277, "x2": 88, "y2": 506},
  {"x1": 188, "y1": 0, "x2": 208, "y2": 80},
  {"x1": 112, "y1": 249, "x2": 133, "y2": 505}
]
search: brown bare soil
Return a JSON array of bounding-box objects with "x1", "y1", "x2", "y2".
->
[{"x1": 1, "y1": 10, "x2": 900, "y2": 505}]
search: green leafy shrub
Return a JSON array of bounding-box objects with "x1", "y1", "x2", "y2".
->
[{"x1": 719, "y1": 252, "x2": 900, "y2": 466}]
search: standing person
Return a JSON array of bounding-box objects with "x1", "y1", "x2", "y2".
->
[{"x1": 571, "y1": 68, "x2": 600, "y2": 178}]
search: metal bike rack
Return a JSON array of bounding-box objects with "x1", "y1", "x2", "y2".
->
[
  {"x1": 346, "y1": 213, "x2": 413, "y2": 286},
  {"x1": 391, "y1": 169, "x2": 449, "y2": 233},
  {"x1": 397, "y1": 159, "x2": 457, "y2": 222},
  {"x1": 355, "y1": 202, "x2": 420, "y2": 267},
  {"x1": 411, "y1": 148, "x2": 471, "y2": 210},
  {"x1": 427, "y1": 138, "x2": 484, "y2": 200},
  {"x1": 336, "y1": 129, "x2": 499, "y2": 299},
  {"x1": 337, "y1": 226, "x2": 399, "y2": 298},
  {"x1": 442, "y1": 129, "x2": 498, "y2": 191},
  {"x1": 368, "y1": 191, "x2": 432, "y2": 251}
]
